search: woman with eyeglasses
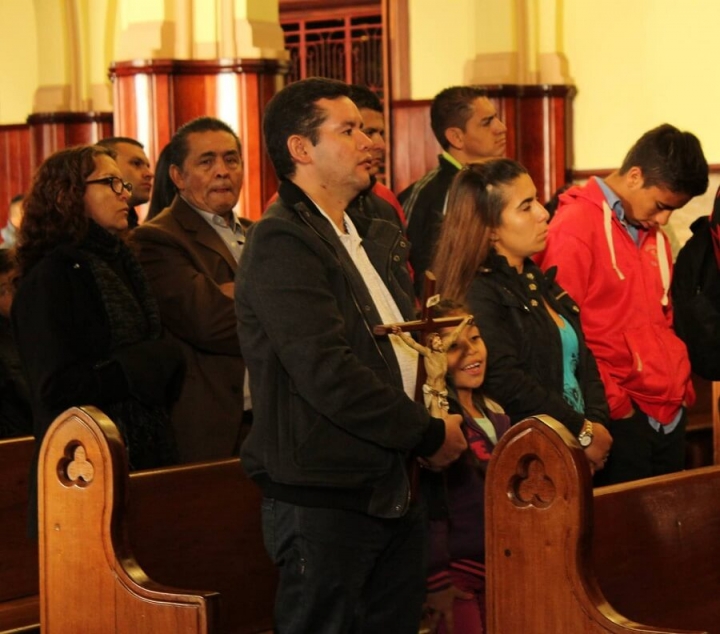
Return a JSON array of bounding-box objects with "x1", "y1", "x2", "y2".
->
[{"x1": 12, "y1": 145, "x2": 184, "y2": 516}]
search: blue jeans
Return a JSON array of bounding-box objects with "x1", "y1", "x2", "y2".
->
[{"x1": 261, "y1": 498, "x2": 427, "y2": 634}]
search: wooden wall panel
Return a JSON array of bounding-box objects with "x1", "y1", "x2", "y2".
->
[
  {"x1": 0, "y1": 124, "x2": 32, "y2": 227},
  {"x1": 390, "y1": 100, "x2": 440, "y2": 196},
  {"x1": 390, "y1": 85, "x2": 576, "y2": 204},
  {"x1": 110, "y1": 59, "x2": 289, "y2": 220},
  {"x1": 510, "y1": 86, "x2": 575, "y2": 203},
  {"x1": 0, "y1": 114, "x2": 113, "y2": 229},
  {"x1": 26, "y1": 112, "x2": 113, "y2": 173}
]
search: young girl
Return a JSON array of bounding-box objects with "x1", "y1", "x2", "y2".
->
[{"x1": 421, "y1": 301, "x2": 511, "y2": 634}]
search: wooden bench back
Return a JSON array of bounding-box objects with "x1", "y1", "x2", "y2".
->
[
  {"x1": 594, "y1": 466, "x2": 720, "y2": 633},
  {"x1": 38, "y1": 407, "x2": 221, "y2": 633},
  {"x1": 126, "y1": 458, "x2": 276, "y2": 633},
  {"x1": 485, "y1": 415, "x2": 704, "y2": 634},
  {"x1": 0, "y1": 435, "x2": 39, "y2": 633}
]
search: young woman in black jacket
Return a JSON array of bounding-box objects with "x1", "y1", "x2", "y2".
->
[{"x1": 431, "y1": 159, "x2": 612, "y2": 473}]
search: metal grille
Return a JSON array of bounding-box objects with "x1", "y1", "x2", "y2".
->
[{"x1": 281, "y1": 11, "x2": 384, "y2": 99}]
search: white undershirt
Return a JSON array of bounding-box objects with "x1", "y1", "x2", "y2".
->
[{"x1": 313, "y1": 201, "x2": 418, "y2": 400}]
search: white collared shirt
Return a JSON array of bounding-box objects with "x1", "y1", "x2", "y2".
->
[{"x1": 313, "y1": 201, "x2": 418, "y2": 400}]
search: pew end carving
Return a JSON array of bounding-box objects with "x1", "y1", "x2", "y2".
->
[
  {"x1": 486, "y1": 415, "x2": 703, "y2": 634},
  {"x1": 38, "y1": 406, "x2": 218, "y2": 633}
]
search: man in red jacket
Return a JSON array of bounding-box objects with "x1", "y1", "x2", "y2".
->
[{"x1": 538, "y1": 124, "x2": 708, "y2": 485}]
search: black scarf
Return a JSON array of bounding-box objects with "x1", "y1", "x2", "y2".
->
[{"x1": 77, "y1": 222, "x2": 177, "y2": 470}]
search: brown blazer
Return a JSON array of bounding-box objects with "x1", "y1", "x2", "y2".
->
[{"x1": 130, "y1": 196, "x2": 247, "y2": 462}]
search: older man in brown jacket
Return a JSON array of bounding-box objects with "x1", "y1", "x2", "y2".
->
[{"x1": 131, "y1": 116, "x2": 250, "y2": 462}]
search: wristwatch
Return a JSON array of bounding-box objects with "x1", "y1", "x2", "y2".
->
[{"x1": 578, "y1": 421, "x2": 594, "y2": 448}]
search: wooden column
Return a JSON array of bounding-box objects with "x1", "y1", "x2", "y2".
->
[
  {"x1": 0, "y1": 124, "x2": 32, "y2": 226},
  {"x1": 109, "y1": 59, "x2": 290, "y2": 220},
  {"x1": 500, "y1": 84, "x2": 576, "y2": 204},
  {"x1": 26, "y1": 112, "x2": 113, "y2": 173},
  {"x1": 391, "y1": 84, "x2": 576, "y2": 203}
]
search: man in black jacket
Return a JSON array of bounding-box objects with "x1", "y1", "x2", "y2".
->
[
  {"x1": 235, "y1": 78, "x2": 466, "y2": 634},
  {"x1": 399, "y1": 85, "x2": 506, "y2": 294}
]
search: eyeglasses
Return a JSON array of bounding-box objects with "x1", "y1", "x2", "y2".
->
[{"x1": 85, "y1": 176, "x2": 133, "y2": 195}]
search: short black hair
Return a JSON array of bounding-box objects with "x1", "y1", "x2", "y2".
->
[
  {"x1": 263, "y1": 77, "x2": 351, "y2": 180},
  {"x1": 619, "y1": 124, "x2": 708, "y2": 197},
  {"x1": 169, "y1": 116, "x2": 242, "y2": 170},
  {"x1": 97, "y1": 136, "x2": 144, "y2": 150},
  {"x1": 430, "y1": 85, "x2": 488, "y2": 150},
  {"x1": 9, "y1": 193, "x2": 23, "y2": 205},
  {"x1": 347, "y1": 85, "x2": 382, "y2": 113}
]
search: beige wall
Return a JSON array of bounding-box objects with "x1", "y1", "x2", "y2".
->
[
  {"x1": 3, "y1": 0, "x2": 718, "y2": 160},
  {"x1": 0, "y1": 0, "x2": 285, "y2": 125},
  {"x1": 564, "y1": 0, "x2": 720, "y2": 170},
  {"x1": 407, "y1": 0, "x2": 720, "y2": 168},
  {"x1": 405, "y1": 0, "x2": 720, "y2": 248},
  {"x1": 0, "y1": 3, "x2": 37, "y2": 123}
]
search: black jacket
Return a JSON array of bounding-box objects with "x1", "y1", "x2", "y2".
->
[
  {"x1": 13, "y1": 224, "x2": 183, "y2": 463},
  {"x1": 236, "y1": 180, "x2": 444, "y2": 518},
  {"x1": 671, "y1": 215, "x2": 720, "y2": 380},
  {"x1": 350, "y1": 176, "x2": 405, "y2": 233},
  {"x1": 467, "y1": 254, "x2": 609, "y2": 435},
  {"x1": 400, "y1": 155, "x2": 460, "y2": 295}
]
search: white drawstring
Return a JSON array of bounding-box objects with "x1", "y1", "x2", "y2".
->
[{"x1": 603, "y1": 201, "x2": 625, "y2": 281}]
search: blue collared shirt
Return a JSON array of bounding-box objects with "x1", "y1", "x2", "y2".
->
[{"x1": 595, "y1": 177, "x2": 642, "y2": 245}]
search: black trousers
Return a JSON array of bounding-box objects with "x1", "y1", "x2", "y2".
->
[
  {"x1": 594, "y1": 406, "x2": 687, "y2": 487},
  {"x1": 261, "y1": 497, "x2": 427, "y2": 634}
]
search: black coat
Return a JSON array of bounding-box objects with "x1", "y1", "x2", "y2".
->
[
  {"x1": 236, "y1": 180, "x2": 444, "y2": 518},
  {"x1": 400, "y1": 154, "x2": 460, "y2": 295},
  {"x1": 12, "y1": 223, "x2": 183, "y2": 468},
  {"x1": 467, "y1": 254, "x2": 609, "y2": 435},
  {"x1": 671, "y1": 215, "x2": 720, "y2": 380}
]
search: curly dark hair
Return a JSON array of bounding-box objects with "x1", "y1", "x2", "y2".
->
[{"x1": 17, "y1": 145, "x2": 115, "y2": 274}]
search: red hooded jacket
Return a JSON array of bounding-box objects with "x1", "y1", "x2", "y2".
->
[{"x1": 537, "y1": 177, "x2": 694, "y2": 422}]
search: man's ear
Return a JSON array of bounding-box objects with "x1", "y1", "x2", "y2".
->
[
  {"x1": 444, "y1": 127, "x2": 464, "y2": 151},
  {"x1": 169, "y1": 164, "x2": 185, "y2": 191},
  {"x1": 287, "y1": 135, "x2": 312, "y2": 166},
  {"x1": 626, "y1": 165, "x2": 645, "y2": 189}
]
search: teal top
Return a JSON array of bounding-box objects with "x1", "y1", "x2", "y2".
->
[
  {"x1": 558, "y1": 315, "x2": 585, "y2": 414},
  {"x1": 472, "y1": 412, "x2": 498, "y2": 444}
]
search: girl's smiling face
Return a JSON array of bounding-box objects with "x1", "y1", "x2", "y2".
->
[{"x1": 440, "y1": 320, "x2": 487, "y2": 390}]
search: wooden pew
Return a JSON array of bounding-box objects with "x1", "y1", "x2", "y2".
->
[
  {"x1": 593, "y1": 467, "x2": 720, "y2": 633},
  {"x1": 0, "y1": 435, "x2": 39, "y2": 634},
  {"x1": 486, "y1": 415, "x2": 710, "y2": 634},
  {"x1": 38, "y1": 406, "x2": 276, "y2": 634}
]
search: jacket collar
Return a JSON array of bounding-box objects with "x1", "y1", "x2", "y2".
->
[
  {"x1": 169, "y1": 195, "x2": 237, "y2": 270},
  {"x1": 482, "y1": 251, "x2": 558, "y2": 285},
  {"x1": 276, "y1": 180, "x2": 378, "y2": 239}
]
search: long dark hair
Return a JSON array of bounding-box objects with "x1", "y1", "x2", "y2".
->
[
  {"x1": 146, "y1": 143, "x2": 176, "y2": 221},
  {"x1": 432, "y1": 159, "x2": 528, "y2": 303}
]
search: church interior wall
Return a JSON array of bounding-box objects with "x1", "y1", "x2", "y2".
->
[{"x1": 0, "y1": 0, "x2": 718, "y2": 242}]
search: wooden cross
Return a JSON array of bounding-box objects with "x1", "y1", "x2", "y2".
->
[{"x1": 373, "y1": 271, "x2": 467, "y2": 401}]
